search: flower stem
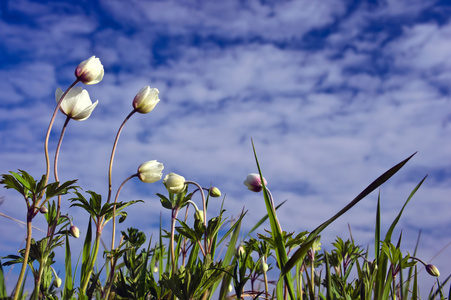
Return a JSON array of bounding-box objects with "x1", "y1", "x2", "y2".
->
[
  {"x1": 106, "y1": 109, "x2": 137, "y2": 204},
  {"x1": 185, "y1": 181, "x2": 208, "y2": 253},
  {"x1": 42, "y1": 80, "x2": 78, "y2": 203},
  {"x1": 80, "y1": 229, "x2": 101, "y2": 294},
  {"x1": 111, "y1": 174, "x2": 136, "y2": 250},
  {"x1": 170, "y1": 207, "x2": 180, "y2": 274},
  {"x1": 12, "y1": 210, "x2": 33, "y2": 300}
]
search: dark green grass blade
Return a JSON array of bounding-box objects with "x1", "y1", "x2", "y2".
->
[
  {"x1": 384, "y1": 175, "x2": 427, "y2": 243},
  {"x1": 375, "y1": 192, "x2": 381, "y2": 262},
  {"x1": 81, "y1": 217, "x2": 92, "y2": 286},
  {"x1": 283, "y1": 152, "x2": 416, "y2": 276},
  {"x1": 324, "y1": 251, "x2": 333, "y2": 300},
  {"x1": 0, "y1": 259, "x2": 6, "y2": 298},
  {"x1": 244, "y1": 200, "x2": 287, "y2": 239},
  {"x1": 63, "y1": 234, "x2": 74, "y2": 300},
  {"x1": 252, "y1": 140, "x2": 295, "y2": 299},
  {"x1": 412, "y1": 266, "x2": 418, "y2": 300},
  {"x1": 215, "y1": 212, "x2": 244, "y2": 300}
]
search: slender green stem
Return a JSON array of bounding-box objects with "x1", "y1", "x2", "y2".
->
[
  {"x1": 185, "y1": 181, "x2": 208, "y2": 253},
  {"x1": 42, "y1": 80, "x2": 78, "y2": 204},
  {"x1": 12, "y1": 210, "x2": 33, "y2": 300},
  {"x1": 46, "y1": 116, "x2": 71, "y2": 240},
  {"x1": 106, "y1": 109, "x2": 137, "y2": 204},
  {"x1": 33, "y1": 116, "x2": 71, "y2": 299},
  {"x1": 111, "y1": 174, "x2": 136, "y2": 250},
  {"x1": 80, "y1": 229, "x2": 101, "y2": 294},
  {"x1": 170, "y1": 207, "x2": 180, "y2": 273}
]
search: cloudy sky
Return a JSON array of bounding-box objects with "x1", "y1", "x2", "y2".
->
[{"x1": 1, "y1": 0, "x2": 451, "y2": 295}]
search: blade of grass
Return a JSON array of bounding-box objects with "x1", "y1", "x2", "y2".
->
[
  {"x1": 0, "y1": 259, "x2": 6, "y2": 298},
  {"x1": 384, "y1": 175, "x2": 427, "y2": 243},
  {"x1": 80, "y1": 217, "x2": 92, "y2": 286},
  {"x1": 283, "y1": 152, "x2": 416, "y2": 276},
  {"x1": 63, "y1": 234, "x2": 73, "y2": 300},
  {"x1": 375, "y1": 192, "x2": 381, "y2": 262},
  {"x1": 252, "y1": 140, "x2": 296, "y2": 299}
]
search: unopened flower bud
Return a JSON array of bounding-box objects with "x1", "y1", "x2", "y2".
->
[
  {"x1": 153, "y1": 266, "x2": 159, "y2": 273},
  {"x1": 236, "y1": 245, "x2": 245, "y2": 258},
  {"x1": 70, "y1": 225, "x2": 80, "y2": 238},
  {"x1": 137, "y1": 160, "x2": 164, "y2": 183},
  {"x1": 194, "y1": 210, "x2": 204, "y2": 223},
  {"x1": 163, "y1": 173, "x2": 186, "y2": 194},
  {"x1": 75, "y1": 56, "x2": 104, "y2": 85},
  {"x1": 209, "y1": 187, "x2": 221, "y2": 197},
  {"x1": 260, "y1": 261, "x2": 269, "y2": 273},
  {"x1": 133, "y1": 86, "x2": 160, "y2": 114},
  {"x1": 426, "y1": 264, "x2": 440, "y2": 277},
  {"x1": 39, "y1": 206, "x2": 48, "y2": 214},
  {"x1": 243, "y1": 173, "x2": 267, "y2": 192},
  {"x1": 54, "y1": 277, "x2": 62, "y2": 288}
]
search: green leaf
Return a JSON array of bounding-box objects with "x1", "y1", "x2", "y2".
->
[
  {"x1": 1, "y1": 173, "x2": 27, "y2": 198},
  {"x1": 156, "y1": 193, "x2": 173, "y2": 209}
]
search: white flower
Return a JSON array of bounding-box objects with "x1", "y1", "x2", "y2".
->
[
  {"x1": 75, "y1": 56, "x2": 104, "y2": 85},
  {"x1": 56, "y1": 87, "x2": 98, "y2": 121},
  {"x1": 243, "y1": 173, "x2": 267, "y2": 192},
  {"x1": 132, "y1": 86, "x2": 160, "y2": 114},
  {"x1": 163, "y1": 173, "x2": 186, "y2": 194},
  {"x1": 137, "y1": 160, "x2": 164, "y2": 183}
]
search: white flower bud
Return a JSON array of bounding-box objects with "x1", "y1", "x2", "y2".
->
[{"x1": 75, "y1": 56, "x2": 104, "y2": 85}]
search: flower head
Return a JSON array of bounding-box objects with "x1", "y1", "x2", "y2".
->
[
  {"x1": 209, "y1": 187, "x2": 221, "y2": 198},
  {"x1": 163, "y1": 173, "x2": 186, "y2": 194},
  {"x1": 137, "y1": 160, "x2": 164, "y2": 183},
  {"x1": 39, "y1": 205, "x2": 48, "y2": 214},
  {"x1": 54, "y1": 277, "x2": 62, "y2": 288},
  {"x1": 243, "y1": 173, "x2": 267, "y2": 192},
  {"x1": 56, "y1": 87, "x2": 98, "y2": 121},
  {"x1": 69, "y1": 225, "x2": 80, "y2": 238},
  {"x1": 194, "y1": 209, "x2": 204, "y2": 223},
  {"x1": 426, "y1": 264, "x2": 440, "y2": 277},
  {"x1": 75, "y1": 56, "x2": 104, "y2": 85},
  {"x1": 133, "y1": 86, "x2": 160, "y2": 114}
]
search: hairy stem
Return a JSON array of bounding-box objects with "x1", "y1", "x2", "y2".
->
[
  {"x1": 12, "y1": 211, "x2": 33, "y2": 300},
  {"x1": 42, "y1": 80, "x2": 78, "y2": 204},
  {"x1": 106, "y1": 109, "x2": 137, "y2": 204},
  {"x1": 80, "y1": 229, "x2": 101, "y2": 294},
  {"x1": 111, "y1": 174, "x2": 136, "y2": 250},
  {"x1": 185, "y1": 181, "x2": 208, "y2": 253}
]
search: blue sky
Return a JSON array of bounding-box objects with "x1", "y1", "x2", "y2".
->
[{"x1": 1, "y1": 0, "x2": 451, "y2": 295}]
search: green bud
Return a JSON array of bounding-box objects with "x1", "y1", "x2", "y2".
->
[
  {"x1": 54, "y1": 277, "x2": 62, "y2": 288},
  {"x1": 209, "y1": 187, "x2": 221, "y2": 197},
  {"x1": 39, "y1": 206, "x2": 48, "y2": 214},
  {"x1": 260, "y1": 261, "x2": 268, "y2": 273},
  {"x1": 194, "y1": 210, "x2": 204, "y2": 223},
  {"x1": 426, "y1": 264, "x2": 440, "y2": 277}
]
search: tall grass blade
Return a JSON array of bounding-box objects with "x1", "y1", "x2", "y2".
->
[
  {"x1": 63, "y1": 234, "x2": 73, "y2": 300},
  {"x1": 283, "y1": 153, "x2": 416, "y2": 275},
  {"x1": 252, "y1": 140, "x2": 295, "y2": 299},
  {"x1": 375, "y1": 193, "x2": 381, "y2": 262},
  {"x1": 81, "y1": 217, "x2": 92, "y2": 286},
  {"x1": 0, "y1": 259, "x2": 7, "y2": 298},
  {"x1": 244, "y1": 200, "x2": 287, "y2": 239},
  {"x1": 384, "y1": 175, "x2": 427, "y2": 244}
]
